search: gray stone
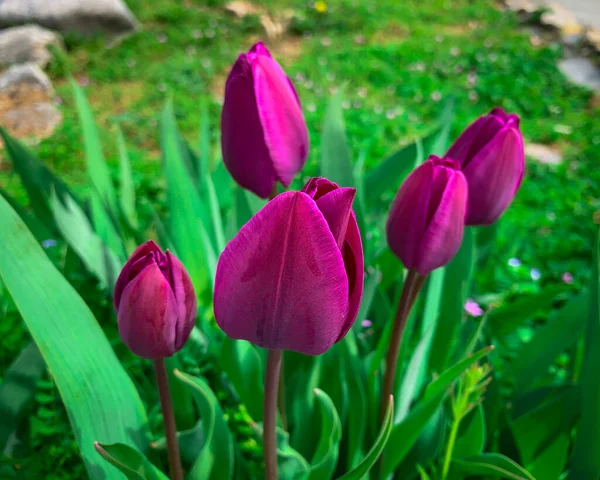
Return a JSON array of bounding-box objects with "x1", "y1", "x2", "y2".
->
[
  {"x1": 525, "y1": 143, "x2": 563, "y2": 165},
  {"x1": 0, "y1": 0, "x2": 138, "y2": 35},
  {"x1": 0, "y1": 25, "x2": 61, "y2": 68},
  {"x1": 0, "y1": 63, "x2": 53, "y2": 92},
  {"x1": 558, "y1": 57, "x2": 600, "y2": 90}
]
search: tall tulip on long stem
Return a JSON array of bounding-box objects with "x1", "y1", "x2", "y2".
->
[{"x1": 381, "y1": 157, "x2": 468, "y2": 419}]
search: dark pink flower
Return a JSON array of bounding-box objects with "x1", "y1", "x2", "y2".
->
[
  {"x1": 114, "y1": 241, "x2": 197, "y2": 359},
  {"x1": 214, "y1": 177, "x2": 363, "y2": 355},
  {"x1": 446, "y1": 107, "x2": 524, "y2": 225},
  {"x1": 386, "y1": 156, "x2": 468, "y2": 275},
  {"x1": 221, "y1": 42, "x2": 309, "y2": 198}
]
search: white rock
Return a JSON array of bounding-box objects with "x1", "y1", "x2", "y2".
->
[
  {"x1": 0, "y1": 0, "x2": 138, "y2": 34},
  {"x1": 0, "y1": 25, "x2": 62, "y2": 68},
  {"x1": 525, "y1": 143, "x2": 563, "y2": 165}
]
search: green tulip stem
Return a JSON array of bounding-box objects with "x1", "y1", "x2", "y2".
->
[
  {"x1": 380, "y1": 269, "x2": 427, "y2": 423},
  {"x1": 264, "y1": 349, "x2": 283, "y2": 480},
  {"x1": 153, "y1": 358, "x2": 183, "y2": 480},
  {"x1": 278, "y1": 355, "x2": 288, "y2": 431}
]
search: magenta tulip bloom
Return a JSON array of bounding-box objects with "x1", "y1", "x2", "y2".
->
[
  {"x1": 114, "y1": 241, "x2": 197, "y2": 359},
  {"x1": 446, "y1": 107, "x2": 524, "y2": 225},
  {"x1": 214, "y1": 177, "x2": 363, "y2": 355},
  {"x1": 386, "y1": 156, "x2": 468, "y2": 275},
  {"x1": 221, "y1": 42, "x2": 309, "y2": 199}
]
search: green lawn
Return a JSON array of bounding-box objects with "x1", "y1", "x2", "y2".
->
[{"x1": 1, "y1": 0, "x2": 598, "y2": 476}]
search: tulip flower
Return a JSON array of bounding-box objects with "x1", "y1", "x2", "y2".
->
[
  {"x1": 214, "y1": 177, "x2": 363, "y2": 355},
  {"x1": 386, "y1": 155, "x2": 468, "y2": 276},
  {"x1": 114, "y1": 240, "x2": 197, "y2": 360},
  {"x1": 446, "y1": 107, "x2": 524, "y2": 225},
  {"x1": 221, "y1": 42, "x2": 309, "y2": 199}
]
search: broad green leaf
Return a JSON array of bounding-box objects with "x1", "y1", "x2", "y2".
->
[
  {"x1": 71, "y1": 79, "x2": 123, "y2": 256},
  {"x1": 277, "y1": 427, "x2": 310, "y2": 480},
  {"x1": 454, "y1": 405, "x2": 486, "y2": 458},
  {"x1": 0, "y1": 190, "x2": 52, "y2": 242},
  {"x1": 321, "y1": 87, "x2": 354, "y2": 187},
  {"x1": 95, "y1": 443, "x2": 168, "y2": 480},
  {"x1": 428, "y1": 227, "x2": 474, "y2": 373},
  {"x1": 338, "y1": 396, "x2": 394, "y2": 480},
  {"x1": 151, "y1": 413, "x2": 204, "y2": 466},
  {"x1": 204, "y1": 172, "x2": 226, "y2": 253},
  {"x1": 512, "y1": 293, "x2": 587, "y2": 390},
  {"x1": 0, "y1": 342, "x2": 46, "y2": 452},
  {"x1": 220, "y1": 337, "x2": 264, "y2": 421},
  {"x1": 161, "y1": 100, "x2": 214, "y2": 294},
  {"x1": 527, "y1": 432, "x2": 569, "y2": 480},
  {"x1": 165, "y1": 354, "x2": 196, "y2": 431},
  {"x1": 198, "y1": 99, "x2": 211, "y2": 177},
  {"x1": 424, "y1": 345, "x2": 494, "y2": 401},
  {"x1": 488, "y1": 285, "x2": 570, "y2": 337},
  {"x1": 451, "y1": 453, "x2": 535, "y2": 480},
  {"x1": 568, "y1": 227, "x2": 600, "y2": 480},
  {"x1": 175, "y1": 371, "x2": 234, "y2": 480},
  {"x1": 49, "y1": 189, "x2": 122, "y2": 289},
  {"x1": 307, "y1": 389, "x2": 342, "y2": 480},
  {"x1": 0, "y1": 195, "x2": 148, "y2": 478},
  {"x1": 354, "y1": 268, "x2": 381, "y2": 330},
  {"x1": 380, "y1": 391, "x2": 447, "y2": 478},
  {"x1": 116, "y1": 125, "x2": 138, "y2": 230},
  {"x1": 319, "y1": 343, "x2": 348, "y2": 426}
]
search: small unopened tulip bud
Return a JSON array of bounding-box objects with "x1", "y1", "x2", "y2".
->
[
  {"x1": 446, "y1": 107, "x2": 524, "y2": 225},
  {"x1": 214, "y1": 177, "x2": 364, "y2": 355},
  {"x1": 221, "y1": 42, "x2": 309, "y2": 199},
  {"x1": 114, "y1": 241, "x2": 197, "y2": 359},
  {"x1": 386, "y1": 156, "x2": 468, "y2": 275}
]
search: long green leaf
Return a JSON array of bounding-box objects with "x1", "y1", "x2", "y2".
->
[
  {"x1": 451, "y1": 453, "x2": 535, "y2": 480},
  {"x1": 0, "y1": 342, "x2": 46, "y2": 452},
  {"x1": 338, "y1": 396, "x2": 394, "y2": 480},
  {"x1": 175, "y1": 371, "x2": 234, "y2": 480},
  {"x1": 569, "y1": 227, "x2": 600, "y2": 479},
  {"x1": 0, "y1": 195, "x2": 148, "y2": 478},
  {"x1": 95, "y1": 443, "x2": 168, "y2": 480},
  {"x1": 307, "y1": 389, "x2": 342, "y2": 480},
  {"x1": 321, "y1": 87, "x2": 354, "y2": 187},
  {"x1": 116, "y1": 125, "x2": 138, "y2": 230}
]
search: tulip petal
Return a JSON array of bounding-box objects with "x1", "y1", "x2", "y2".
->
[
  {"x1": 446, "y1": 114, "x2": 503, "y2": 168},
  {"x1": 315, "y1": 187, "x2": 356, "y2": 249},
  {"x1": 118, "y1": 263, "x2": 178, "y2": 359},
  {"x1": 336, "y1": 211, "x2": 364, "y2": 341},
  {"x1": 386, "y1": 162, "x2": 433, "y2": 270},
  {"x1": 417, "y1": 169, "x2": 468, "y2": 274},
  {"x1": 463, "y1": 127, "x2": 524, "y2": 225},
  {"x1": 252, "y1": 54, "x2": 309, "y2": 187},
  {"x1": 114, "y1": 240, "x2": 160, "y2": 310},
  {"x1": 214, "y1": 191, "x2": 349, "y2": 355},
  {"x1": 165, "y1": 251, "x2": 198, "y2": 351},
  {"x1": 221, "y1": 55, "x2": 276, "y2": 199}
]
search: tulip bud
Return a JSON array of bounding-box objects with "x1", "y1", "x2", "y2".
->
[
  {"x1": 386, "y1": 156, "x2": 468, "y2": 275},
  {"x1": 221, "y1": 42, "x2": 309, "y2": 199},
  {"x1": 114, "y1": 241, "x2": 197, "y2": 359},
  {"x1": 214, "y1": 177, "x2": 364, "y2": 355},
  {"x1": 446, "y1": 107, "x2": 524, "y2": 225}
]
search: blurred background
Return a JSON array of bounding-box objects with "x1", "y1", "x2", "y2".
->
[{"x1": 0, "y1": 0, "x2": 599, "y2": 477}]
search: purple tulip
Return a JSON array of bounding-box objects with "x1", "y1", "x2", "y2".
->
[
  {"x1": 446, "y1": 107, "x2": 524, "y2": 225},
  {"x1": 214, "y1": 177, "x2": 364, "y2": 355},
  {"x1": 221, "y1": 42, "x2": 309, "y2": 199},
  {"x1": 386, "y1": 156, "x2": 468, "y2": 275},
  {"x1": 114, "y1": 241, "x2": 197, "y2": 359}
]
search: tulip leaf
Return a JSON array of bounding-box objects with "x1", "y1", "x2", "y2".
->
[
  {"x1": 174, "y1": 370, "x2": 234, "y2": 480},
  {"x1": 0, "y1": 342, "x2": 46, "y2": 453},
  {"x1": 307, "y1": 389, "x2": 342, "y2": 480},
  {"x1": 160, "y1": 100, "x2": 215, "y2": 294},
  {"x1": 0, "y1": 195, "x2": 148, "y2": 479},
  {"x1": 95, "y1": 442, "x2": 169, "y2": 480},
  {"x1": 151, "y1": 413, "x2": 204, "y2": 466},
  {"x1": 512, "y1": 293, "x2": 587, "y2": 391},
  {"x1": 71, "y1": 79, "x2": 124, "y2": 258},
  {"x1": 276, "y1": 427, "x2": 310, "y2": 480},
  {"x1": 220, "y1": 337, "x2": 264, "y2": 421},
  {"x1": 380, "y1": 390, "x2": 447, "y2": 478},
  {"x1": 165, "y1": 354, "x2": 197, "y2": 431},
  {"x1": 0, "y1": 189, "x2": 53, "y2": 243},
  {"x1": 354, "y1": 267, "x2": 381, "y2": 330},
  {"x1": 527, "y1": 432, "x2": 570, "y2": 480},
  {"x1": 116, "y1": 125, "x2": 138, "y2": 231},
  {"x1": 321, "y1": 87, "x2": 355, "y2": 188},
  {"x1": 450, "y1": 453, "x2": 535, "y2": 480},
  {"x1": 568, "y1": 227, "x2": 600, "y2": 480},
  {"x1": 337, "y1": 395, "x2": 394, "y2": 480}
]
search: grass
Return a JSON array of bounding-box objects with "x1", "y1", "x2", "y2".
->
[{"x1": 0, "y1": 0, "x2": 599, "y2": 477}]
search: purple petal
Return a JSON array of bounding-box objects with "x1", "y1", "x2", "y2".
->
[
  {"x1": 165, "y1": 251, "x2": 198, "y2": 351},
  {"x1": 118, "y1": 263, "x2": 179, "y2": 359},
  {"x1": 301, "y1": 177, "x2": 339, "y2": 199},
  {"x1": 315, "y1": 187, "x2": 356, "y2": 249},
  {"x1": 416, "y1": 169, "x2": 468, "y2": 275},
  {"x1": 221, "y1": 54, "x2": 276, "y2": 199},
  {"x1": 214, "y1": 192, "x2": 349, "y2": 355},
  {"x1": 114, "y1": 240, "x2": 161, "y2": 310},
  {"x1": 446, "y1": 116, "x2": 488, "y2": 165},
  {"x1": 463, "y1": 127, "x2": 524, "y2": 225},
  {"x1": 252, "y1": 51, "x2": 309, "y2": 187}
]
